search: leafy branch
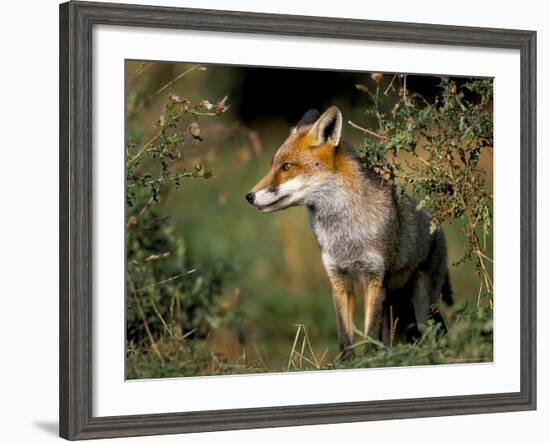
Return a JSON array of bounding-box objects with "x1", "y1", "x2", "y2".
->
[
  {"x1": 126, "y1": 64, "x2": 231, "y2": 347},
  {"x1": 126, "y1": 93, "x2": 229, "y2": 208},
  {"x1": 353, "y1": 74, "x2": 493, "y2": 306}
]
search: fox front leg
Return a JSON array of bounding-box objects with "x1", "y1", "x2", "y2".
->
[
  {"x1": 329, "y1": 274, "x2": 355, "y2": 360},
  {"x1": 362, "y1": 277, "x2": 386, "y2": 354}
]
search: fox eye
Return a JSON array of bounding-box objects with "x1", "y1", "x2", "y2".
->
[{"x1": 281, "y1": 163, "x2": 292, "y2": 171}]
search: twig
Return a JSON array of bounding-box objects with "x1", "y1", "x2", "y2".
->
[
  {"x1": 181, "y1": 329, "x2": 196, "y2": 340},
  {"x1": 475, "y1": 249, "x2": 494, "y2": 263},
  {"x1": 134, "y1": 269, "x2": 197, "y2": 292},
  {"x1": 454, "y1": 92, "x2": 467, "y2": 112},
  {"x1": 383, "y1": 74, "x2": 398, "y2": 96},
  {"x1": 127, "y1": 111, "x2": 217, "y2": 169},
  {"x1": 139, "y1": 196, "x2": 155, "y2": 217},
  {"x1": 348, "y1": 120, "x2": 387, "y2": 140},
  {"x1": 127, "y1": 132, "x2": 160, "y2": 168}
]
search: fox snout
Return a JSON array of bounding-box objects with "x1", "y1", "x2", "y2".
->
[{"x1": 244, "y1": 185, "x2": 290, "y2": 213}]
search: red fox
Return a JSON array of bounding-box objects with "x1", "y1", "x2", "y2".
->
[{"x1": 246, "y1": 106, "x2": 453, "y2": 359}]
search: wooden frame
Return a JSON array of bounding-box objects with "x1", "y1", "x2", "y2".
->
[{"x1": 59, "y1": 1, "x2": 537, "y2": 439}]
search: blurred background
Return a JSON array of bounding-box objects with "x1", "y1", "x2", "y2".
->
[{"x1": 125, "y1": 61, "x2": 493, "y2": 378}]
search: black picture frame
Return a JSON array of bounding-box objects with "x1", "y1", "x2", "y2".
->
[{"x1": 59, "y1": 1, "x2": 537, "y2": 439}]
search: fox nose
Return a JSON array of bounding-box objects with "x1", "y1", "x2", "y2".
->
[{"x1": 245, "y1": 192, "x2": 255, "y2": 204}]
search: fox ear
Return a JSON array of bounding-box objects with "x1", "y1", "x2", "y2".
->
[
  {"x1": 296, "y1": 109, "x2": 321, "y2": 128},
  {"x1": 291, "y1": 109, "x2": 320, "y2": 134},
  {"x1": 309, "y1": 106, "x2": 342, "y2": 146}
]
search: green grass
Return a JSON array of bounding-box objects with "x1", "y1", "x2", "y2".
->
[
  {"x1": 126, "y1": 304, "x2": 492, "y2": 379},
  {"x1": 330, "y1": 306, "x2": 493, "y2": 370}
]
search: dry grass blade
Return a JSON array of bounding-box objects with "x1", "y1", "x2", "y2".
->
[
  {"x1": 134, "y1": 269, "x2": 197, "y2": 292},
  {"x1": 383, "y1": 74, "x2": 398, "y2": 96},
  {"x1": 287, "y1": 324, "x2": 302, "y2": 370},
  {"x1": 287, "y1": 324, "x2": 322, "y2": 370},
  {"x1": 148, "y1": 296, "x2": 172, "y2": 337},
  {"x1": 299, "y1": 333, "x2": 307, "y2": 368},
  {"x1": 129, "y1": 282, "x2": 164, "y2": 365},
  {"x1": 181, "y1": 329, "x2": 196, "y2": 340},
  {"x1": 155, "y1": 64, "x2": 202, "y2": 96},
  {"x1": 303, "y1": 326, "x2": 320, "y2": 368},
  {"x1": 127, "y1": 61, "x2": 154, "y2": 82},
  {"x1": 134, "y1": 64, "x2": 203, "y2": 111},
  {"x1": 318, "y1": 348, "x2": 329, "y2": 367},
  {"x1": 389, "y1": 305, "x2": 399, "y2": 347}
]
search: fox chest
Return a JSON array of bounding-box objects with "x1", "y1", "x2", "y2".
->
[{"x1": 309, "y1": 211, "x2": 384, "y2": 277}]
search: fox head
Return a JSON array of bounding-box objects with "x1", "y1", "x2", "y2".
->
[{"x1": 246, "y1": 106, "x2": 344, "y2": 213}]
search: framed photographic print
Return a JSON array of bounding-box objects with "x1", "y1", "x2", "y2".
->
[{"x1": 59, "y1": 1, "x2": 537, "y2": 439}]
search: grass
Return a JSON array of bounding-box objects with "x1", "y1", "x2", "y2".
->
[
  {"x1": 126, "y1": 303, "x2": 493, "y2": 379},
  {"x1": 331, "y1": 306, "x2": 493, "y2": 370}
]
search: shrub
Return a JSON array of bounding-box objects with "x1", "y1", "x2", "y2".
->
[
  {"x1": 125, "y1": 64, "x2": 231, "y2": 360},
  {"x1": 352, "y1": 74, "x2": 493, "y2": 307}
]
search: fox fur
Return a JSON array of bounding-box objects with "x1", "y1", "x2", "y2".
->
[{"x1": 246, "y1": 106, "x2": 453, "y2": 359}]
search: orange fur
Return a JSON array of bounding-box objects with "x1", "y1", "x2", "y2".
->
[{"x1": 251, "y1": 124, "x2": 362, "y2": 195}]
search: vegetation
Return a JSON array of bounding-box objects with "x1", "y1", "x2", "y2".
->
[
  {"x1": 126, "y1": 64, "x2": 232, "y2": 369},
  {"x1": 353, "y1": 74, "x2": 493, "y2": 308},
  {"x1": 125, "y1": 63, "x2": 493, "y2": 379}
]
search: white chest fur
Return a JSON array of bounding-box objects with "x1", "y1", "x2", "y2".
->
[{"x1": 308, "y1": 195, "x2": 386, "y2": 278}]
